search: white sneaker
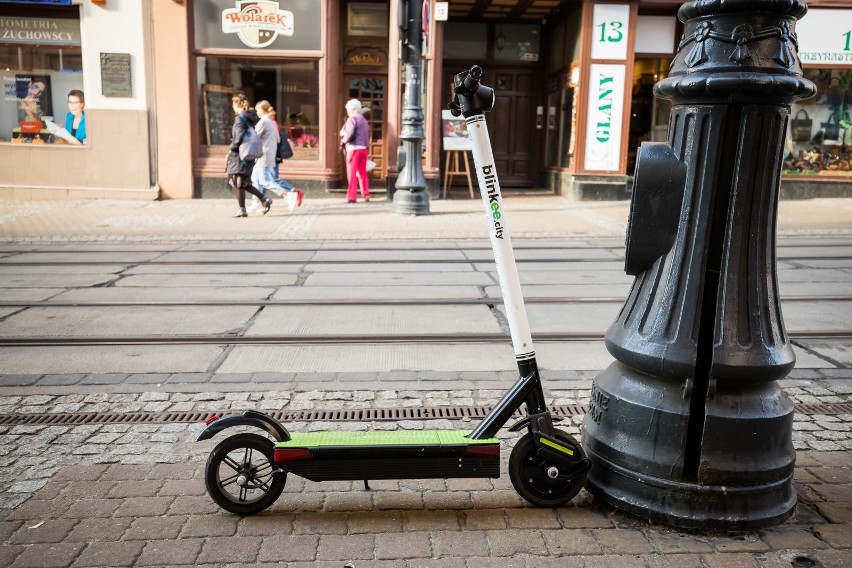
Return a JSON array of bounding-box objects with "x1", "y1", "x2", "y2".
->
[
  {"x1": 246, "y1": 198, "x2": 264, "y2": 214},
  {"x1": 287, "y1": 191, "x2": 298, "y2": 211}
]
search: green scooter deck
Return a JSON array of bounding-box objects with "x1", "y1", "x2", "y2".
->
[{"x1": 274, "y1": 430, "x2": 501, "y2": 481}]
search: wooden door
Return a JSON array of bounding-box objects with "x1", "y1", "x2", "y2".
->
[
  {"x1": 490, "y1": 69, "x2": 538, "y2": 187},
  {"x1": 346, "y1": 76, "x2": 386, "y2": 182}
]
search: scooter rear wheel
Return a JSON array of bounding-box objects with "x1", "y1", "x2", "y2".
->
[
  {"x1": 205, "y1": 433, "x2": 285, "y2": 515},
  {"x1": 509, "y1": 430, "x2": 586, "y2": 507}
]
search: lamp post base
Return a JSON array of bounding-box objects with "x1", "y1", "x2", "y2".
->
[{"x1": 391, "y1": 189, "x2": 430, "y2": 216}]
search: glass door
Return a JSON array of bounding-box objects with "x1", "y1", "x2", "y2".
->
[{"x1": 346, "y1": 76, "x2": 386, "y2": 182}]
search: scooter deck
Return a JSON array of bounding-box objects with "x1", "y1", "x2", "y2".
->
[{"x1": 274, "y1": 430, "x2": 501, "y2": 481}]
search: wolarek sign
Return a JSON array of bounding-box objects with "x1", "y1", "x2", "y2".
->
[{"x1": 222, "y1": 0, "x2": 294, "y2": 49}]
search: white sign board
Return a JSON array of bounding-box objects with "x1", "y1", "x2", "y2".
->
[
  {"x1": 435, "y1": 2, "x2": 448, "y2": 22},
  {"x1": 590, "y1": 4, "x2": 630, "y2": 61},
  {"x1": 584, "y1": 64, "x2": 626, "y2": 172},
  {"x1": 635, "y1": 16, "x2": 676, "y2": 55},
  {"x1": 796, "y1": 9, "x2": 852, "y2": 64},
  {"x1": 442, "y1": 109, "x2": 472, "y2": 151}
]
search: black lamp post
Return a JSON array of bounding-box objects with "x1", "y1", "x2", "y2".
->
[
  {"x1": 581, "y1": 0, "x2": 815, "y2": 530},
  {"x1": 392, "y1": 0, "x2": 430, "y2": 215}
]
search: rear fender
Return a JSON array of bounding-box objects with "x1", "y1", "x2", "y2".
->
[{"x1": 195, "y1": 410, "x2": 290, "y2": 442}]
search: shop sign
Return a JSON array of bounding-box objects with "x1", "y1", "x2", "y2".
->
[
  {"x1": 584, "y1": 64, "x2": 626, "y2": 172},
  {"x1": 796, "y1": 10, "x2": 852, "y2": 64},
  {"x1": 0, "y1": 16, "x2": 80, "y2": 46},
  {"x1": 195, "y1": 0, "x2": 320, "y2": 51},
  {"x1": 590, "y1": 4, "x2": 630, "y2": 61},
  {"x1": 222, "y1": 0, "x2": 293, "y2": 48}
]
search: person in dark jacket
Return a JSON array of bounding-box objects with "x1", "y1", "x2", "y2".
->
[{"x1": 227, "y1": 93, "x2": 270, "y2": 218}]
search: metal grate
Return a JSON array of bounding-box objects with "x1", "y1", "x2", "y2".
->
[{"x1": 0, "y1": 402, "x2": 848, "y2": 427}]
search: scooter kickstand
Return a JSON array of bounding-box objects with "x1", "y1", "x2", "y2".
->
[{"x1": 364, "y1": 480, "x2": 371, "y2": 490}]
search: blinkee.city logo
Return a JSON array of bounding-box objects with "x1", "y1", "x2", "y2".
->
[{"x1": 222, "y1": 0, "x2": 294, "y2": 48}]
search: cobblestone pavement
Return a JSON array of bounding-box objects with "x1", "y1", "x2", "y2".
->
[{"x1": 0, "y1": 379, "x2": 850, "y2": 567}]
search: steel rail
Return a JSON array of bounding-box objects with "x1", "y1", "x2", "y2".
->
[{"x1": 0, "y1": 330, "x2": 849, "y2": 347}]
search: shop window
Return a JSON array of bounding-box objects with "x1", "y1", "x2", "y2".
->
[
  {"x1": 493, "y1": 24, "x2": 541, "y2": 63},
  {"x1": 0, "y1": 15, "x2": 86, "y2": 146},
  {"x1": 444, "y1": 23, "x2": 488, "y2": 61},
  {"x1": 626, "y1": 58, "x2": 671, "y2": 174},
  {"x1": 196, "y1": 57, "x2": 320, "y2": 160},
  {"x1": 785, "y1": 69, "x2": 852, "y2": 178}
]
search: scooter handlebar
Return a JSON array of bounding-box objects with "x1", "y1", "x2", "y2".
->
[{"x1": 448, "y1": 65, "x2": 495, "y2": 118}]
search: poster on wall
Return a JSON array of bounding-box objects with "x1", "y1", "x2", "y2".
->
[
  {"x1": 15, "y1": 74, "x2": 52, "y2": 126},
  {"x1": 584, "y1": 64, "x2": 626, "y2": 172},
  {"x1": 442, "y1": 109, "x2": 472, "y2": 151}
]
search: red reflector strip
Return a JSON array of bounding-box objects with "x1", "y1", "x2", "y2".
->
[
  {"x1": 274, "y1": 448, "x2": 314, "y2": 462},
  {"x1": 463, "y1": 444, "x2": 500, "y2": 458},
  {"x1": 204, "y1": 415, "x2": 218, "y2": 425}
]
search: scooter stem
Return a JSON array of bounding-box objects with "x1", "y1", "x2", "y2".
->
[{"x1": 450, "y1": 65, "x2": 535, "y2": 366}]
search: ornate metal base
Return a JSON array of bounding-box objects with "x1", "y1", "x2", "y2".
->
[
  {"x1": 582, "y1": 362, "x2": 797, "y2": 530},
  {"x1": 391, "y1": 189, "x2": 430, "y2": 216}
]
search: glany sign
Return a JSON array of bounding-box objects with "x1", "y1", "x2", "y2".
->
[
  {"x1": 222, "y1": 0, "x2": 294, "y2": 48},
  {"x1": 584, "y1": 64, "x2": 626, "y2": 172}
]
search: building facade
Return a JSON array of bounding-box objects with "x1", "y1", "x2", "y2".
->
[{"x1": 1, "y1": 0, "x2": 850, "y2": 201}]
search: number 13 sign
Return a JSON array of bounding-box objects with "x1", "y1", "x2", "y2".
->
[{"x1": 591, "y1": 4, "x2": 630, "y2": 61}]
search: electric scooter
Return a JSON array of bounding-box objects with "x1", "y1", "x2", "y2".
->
[{"x1": 197, "y1": 65, "x2": 590, "y2": 515}]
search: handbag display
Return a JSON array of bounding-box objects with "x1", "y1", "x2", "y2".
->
[
  {"x1": 821, "y1": 113, "x2": 841, "y2": 142},
  {"x1": 790, "y1": 109, "x2": 812, "y2": 142}
]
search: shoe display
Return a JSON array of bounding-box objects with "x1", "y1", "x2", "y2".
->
[
  {"x1": 233, "y1": 208, "x2": 248, "y2": 218},
  {"x1": 263, "y1": 198, "x2": 273, "y2": 215}
]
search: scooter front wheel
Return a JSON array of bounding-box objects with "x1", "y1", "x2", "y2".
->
[
  {"x1": 205, "y1": 433, "x2": 285, "y2": 515},
  {"x1": 509, "y1": 430, "x2": 586, "y2": 507}
]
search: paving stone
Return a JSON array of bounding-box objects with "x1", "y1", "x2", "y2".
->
[
  {"x1": 488, "y1": 528, "x2": 548, "y2": 556},
  {"x1": 136, "y1": 538, "x2": 203, "y2": 566},
  {"x1": 701, "y1": 552, "x2": 762, "y2": 567},
  {"x1": 812, "y1": 548, "x2": 852, "y2": 568},
  {"x1": 465, "y1": 557, "x2": 526, "y2": 568},
  {"x1": 6, "y1": 498, "x2": 72, "y2": 521},
  {"x1": 374, "y1": 531, "x2": 432, "y2": 559},
  {"x1": 316, "y1": 533, "x2": 375, "y2": 561},
  {"x1": 74, "y1": 540, "x2": 145, "y2": 567},
  {"x1": 197, "y1": 536, "x2": 262, "y2": 564},
  {"x1": 708, "y1": 534, "x2": 771, "y2": 553},
  {"x1": 66, "y1": 517, "x2": 132, "y2": 542},
  {"x1": 323, "y1": 491, "x2": 374, "y2": 512},
  {"x1": 61, "y1": 498, "x2": 121, "y2": 519},
  {"x1": 540, "y1": 527, "x2": 602, "y2": 555},
  {"x1": 373, "y1": 491, "x2": 424, "y2": 510},
  {"x1": 639, "y1": 555, "x2": 708, "y2": 568},
  {"x1": 114, "y1": 496, "x2": 175, "y2": 517},
  {"x1": 814, "y1": 523, "x2": 852, "y2": 548},
  {"x1": 0, "y1": 545, "x2": 23, "y2": 568},
  {"x1": 811, "y1": 467, "x2": 852, "y2": 484},
  {"x1": 10, "y1": 542, "x2": 84, "y2": 568},
  {"x1": 347, "y1": 511, "x2": 404, "y2": 534},
  {"x1": 504, "y1": 508, "x2": 562, "y2": 529},
  {"x1": 257, "y1": 534, "x2": 319, "y2": 563},
  {"x1": 292, "y1": 512, "x2": 349, "y2": 535},
  {"x1": 404, "y1": 510, "x2": 460, "y2": 531},
  {"x1": 815, "y1": 503, "x2": 852, "y2": 524},
  {"x1": 159, "y1": 478, "x2": 207, "y2": 497},
  {"x1": 51, "y1": 464, "x2": 108, "y2": 482},
  {"x1": 9, "y1": 519, "x2": 78, "y2": 544},
  {"x1": 406, "y1": 559, "x2": 468, "y2": 568},
  {"x1": 584, "y1": 555, "x2": 647, "y2": 568},
  {"x1": 124, "y1": 515, "x2": 188, "y2": 540},
  {"x1": 237, "y1": 513, "x2": 295, "y2": 536},
  {"x1": 107, "y1": 479, "x2": 164, "y2": 498},
  {"x1": 592, "y1": 528, "x2": 655, "y2": 554},
  {"x1": 179, "y1": 513, "x2": 239, "y2": 538},
  {"x1": 646, "y1": 531, "x2": 714, "y2": 553},
  {"x1": 147, "y1": 462, "x2": 197, "y2": 480},
  {"x1": 555, "y1": 505, "x2": 615, "y2": 528},
  {"x1": 760, "y1": 526, "x2": 832, "y2": 551},
  {"x1": 433, "y1": 530, "x2": 489, "y2": 557},
  {"x1": 460, "y1": 509, "x2": 507, "y2": 530}
]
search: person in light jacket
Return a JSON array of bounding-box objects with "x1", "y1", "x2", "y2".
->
[
  {"x1": 340, "y1": 98, "x2": 371, "y2": 203},
  {"x1": 226, "y1": 93, "x2": 270, "y2": 218},
  {"x1": 248, "y1": 100, "x2": 303, "y2": 213}
]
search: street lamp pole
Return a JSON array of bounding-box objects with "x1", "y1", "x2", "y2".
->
[{"x1": 392, "y1": 0, "x2": 430, "y2": 215}]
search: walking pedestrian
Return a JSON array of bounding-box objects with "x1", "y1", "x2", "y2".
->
[
  {"x1": 227, "y1": 93, "x2": 270, "y2": 218},
  {"x1": 248, "y1": 100, "x2": 303, "y2": 213},
  {"x1": 340, "y1": 98, "x2": 371, "y2": 203}
]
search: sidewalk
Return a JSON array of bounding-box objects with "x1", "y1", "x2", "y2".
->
[
  {"x1": 1, "y1": 195, "x2": 851, "y2": 242},
  {"x1": 0, "y1": 196, "x2": 850, "y2": 567}
]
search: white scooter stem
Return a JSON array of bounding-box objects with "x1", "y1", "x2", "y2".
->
[{"x1": 465, "y1": 114, "x2": 535, "y2": 363}]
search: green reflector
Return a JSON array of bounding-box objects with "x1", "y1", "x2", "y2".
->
[{"x1": 540, "y1": 437, "x2": 574, "y2": 456}]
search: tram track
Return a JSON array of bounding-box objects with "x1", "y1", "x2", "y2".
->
[{"x1": 1, "y1": 329, "x2": 850, "y2": 347}]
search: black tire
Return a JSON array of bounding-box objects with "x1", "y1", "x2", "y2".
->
[
  {"x1": 205, "y1": 433, "x2": 285, "y2": 515},
  {"x1": 509, "y1": 430, "x2": 587, "y2": 507}
]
